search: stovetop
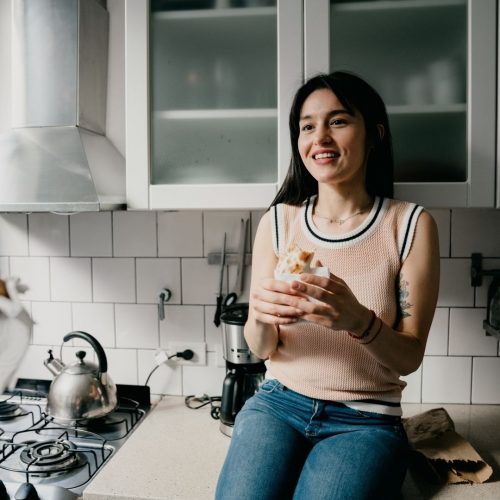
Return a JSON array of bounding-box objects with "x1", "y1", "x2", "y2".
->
[{"x1": 0, "y1": 379, "x2": 150, "y2": 500}]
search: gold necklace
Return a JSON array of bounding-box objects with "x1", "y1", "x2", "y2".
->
[{"x1": 313, "y1": 205, "x2": 371, "y2": 225}]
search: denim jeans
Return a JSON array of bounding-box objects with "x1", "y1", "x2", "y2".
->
[{"x1": 215, "y1": 379, "x2": 409, "y2": 500}]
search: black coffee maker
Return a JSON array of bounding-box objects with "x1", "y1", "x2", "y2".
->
[{"x1": 219, "y1": 303, "x2": 266, "y2": 437}]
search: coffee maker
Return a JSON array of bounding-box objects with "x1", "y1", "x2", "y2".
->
[{"x1": 219, "y1": 303, "x2": 266, "y2": 437}]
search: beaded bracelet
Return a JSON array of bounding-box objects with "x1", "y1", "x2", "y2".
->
[{"x1": 348, "y1": 310, "x2": 376, "y2": 340}]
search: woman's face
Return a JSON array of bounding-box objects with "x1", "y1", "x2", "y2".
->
[{"x1": 297, "y1": 88, "x2": 369, "y2": 189}]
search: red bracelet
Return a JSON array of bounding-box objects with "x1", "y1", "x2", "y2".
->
[{"x1": 348, "y1": 310, "x2": 376, "y2": 340}]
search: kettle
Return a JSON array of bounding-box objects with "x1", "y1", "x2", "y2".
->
[{"x1": 44, "y1": 331, "x2": 117, "y2": 422}]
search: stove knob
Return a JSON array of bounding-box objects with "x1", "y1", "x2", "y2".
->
[
  {"x1": 14, "y1": 483, "x2": 39, "y2": 500},
  {"x1": 0, "y1": 480, "x2": 8, "y2": 500}
]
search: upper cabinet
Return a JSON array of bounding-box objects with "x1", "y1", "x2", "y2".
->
[
  {"x1": 305, "y1": 0, "x2": 497, "y2": 207},
  {"x1": 126, "y1": 0, "x2": 497, "y2": 210},
  {"x1": 125, "y1": 0, "x2": 302, "y2": 210}
]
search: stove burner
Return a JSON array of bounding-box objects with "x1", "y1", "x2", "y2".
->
[
  {"x1": 20, "y1": 440, "x2": 85, "y2": 476},
  {"x1": 0, "y1": 400, "x2": 25, "y2": 421}
]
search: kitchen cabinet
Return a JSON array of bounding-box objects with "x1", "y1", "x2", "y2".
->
[
  {"x1": 125, "y1": 0, "x2": 302, "y2": 210},
  {"x1": 126, "y1": 0, "x2": 496, "y2": 210},
  {"x1": 305, "y1": 0, "x2": 496, "y2": 208}
]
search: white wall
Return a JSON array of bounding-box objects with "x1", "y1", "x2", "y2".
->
[{"x1": 1, "y1": 208, "x2": 500, "y2": 403}]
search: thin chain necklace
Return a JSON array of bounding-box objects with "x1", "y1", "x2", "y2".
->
[{"x1": 313, "y1": 204, "x2": 371, "y2": 226}]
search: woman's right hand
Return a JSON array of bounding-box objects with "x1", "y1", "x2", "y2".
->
[{"x1": 251, "y1": 277, "x2": 304, "y2": 325}]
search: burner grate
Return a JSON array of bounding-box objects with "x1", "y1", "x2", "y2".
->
[{"x1": 0, "y1": 401, "x2": 25, "y2": 421}]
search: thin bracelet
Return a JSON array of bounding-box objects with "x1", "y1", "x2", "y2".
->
[
  {"x1": 348, "y1": 310, "x2": 376, "y2": 340},
  {"x1": 360, "y1": 317, "x2": 384, "y2": 345}
]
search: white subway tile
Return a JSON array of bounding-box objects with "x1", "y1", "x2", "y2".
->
[
  {"x1": 70, "y1": 212, "x2": 112, "y2": 257},
  {"x1": 11, "y1": 345, "x2": 56, "y2": 382},
  {"x1": 401, "y1": 365, "x2": 422, "y2": 403},
  {"x1": 159, "y1": 305, "x2": 204, "y2": 346},
  {"x1": 428, "y1": 209, "x2": 450, "y2": 258},
  {"x1": 32, "y1": 302, "x2": 72, "y2": 345},
  {"x1": 0, "y1": 214, "x2": 28, "y2": 256},
  {"x1": 205, "y1": 305, "x2": 222, "y2": 351},
  {"x1": 203, "y1": 211, "x2": 251, "y2": 257},
  {"x1": 10, "y1": 257, "x2": 50, "y2": 301},
  {"x1": 50, "y1": 257, "x2": 92, "y2": 302},
  {"x1": 29, "y1": 213, "x2": 69, "y2": 256},
  {"x1": 105, "y1": 348, "x2": 138, "y2": 385},
  {"x1": 72, "y1": 303, "x2": 115, "y2": 348},
  {"x1": 138, "y1": 349, "x2": 182, "y2": 395},
  {"x1": 449, "y1": 308, "x2": 497, "y2": 356},
  {"x1": 0, "y1": 257, "x2": 9, "y2": 278},
  {"x1": 93, "y1": 258, "x2": 135, "y2": 303},
  {"x1": 422, "y1": 356, "x2": 472, "y2": 403},
  {"x1": 438, "y1": 259, "x2": 474, "y2": 307},
  {"x1": 182, "y1": 258, "x2": 223, "y2": 305},
  {"x1": 136, "y1": 258, "x2": 181, "y2": 304},
  {"x1": 472, "y1": 358, "x2": 500, "y2": 403},
  {"x1": 158, "y1": 211, "x2": 203, "y2": 257},
  {"x1": 425, "y1": 308, "x2": 449, "y2": 355},
  {"x1": 115, "y1": 304, "x2": 158, "y2": 349},
  {"x1": 113, "y1": 211, "x2": 157, "y2": 257},
  {"x1": 451, "y1": 209, "x2": 500, "y2": 257},
  {"x1": 182, "y1": 352, "x2": 226, "y2": 396}
]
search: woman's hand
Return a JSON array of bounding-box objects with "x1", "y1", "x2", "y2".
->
[
  {"x1": 289, "y1": 268, "x2": 371, "y2": 335},
  {"x1": 251, "y1": 277, "x2": 305, "y2": 326}
]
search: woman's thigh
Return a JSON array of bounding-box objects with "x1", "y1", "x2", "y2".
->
[
  {"x1": 293, "y1": 425, "x2": 409, "y2": 500},
  {"x1": 215, "y1": 401, "x2": 310, "y2": 500}
]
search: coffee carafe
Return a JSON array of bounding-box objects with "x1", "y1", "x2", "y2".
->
[{"x1": 219, "y1": 303, "x2": 266, "y2": 437}]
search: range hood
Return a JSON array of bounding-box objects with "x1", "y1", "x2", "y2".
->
[{"x1": 0, "y1": 0, "x2": 125, "y2": 212}]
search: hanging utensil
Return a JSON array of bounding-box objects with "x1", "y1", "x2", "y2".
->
[
  {"x1": 233, "y1": 218, "x2": 249, "y2": 296},
  {"x1": 213, "y1": 232, "x2": 227, "y2": 327}
]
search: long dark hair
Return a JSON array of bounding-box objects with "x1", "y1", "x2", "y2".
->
[{"x1": 271, "y1": 71, "x2": 394, "y2": 207}]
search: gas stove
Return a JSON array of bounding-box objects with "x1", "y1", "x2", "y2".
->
[{"x1": 0, "y1": 379, "x2": 150, "y2": 500}]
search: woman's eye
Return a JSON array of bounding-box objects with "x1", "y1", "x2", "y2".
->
[
  {"x1": 301, "y1": 124, "x2": 313, "y2": 131},
  {"x1": 330, "y1": 118, "x2": 346, "y2": 126}
]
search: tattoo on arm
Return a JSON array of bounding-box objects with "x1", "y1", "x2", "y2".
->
[{"x1": 397, "y1": 274, "x2": 412, "y2": 318}]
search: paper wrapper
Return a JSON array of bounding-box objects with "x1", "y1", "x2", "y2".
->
[
  {"x1": 274, "y1": 267, "x2": 330, "y2": 307},
  {"x1": 403, "y1": 408, "x2": 493, "y2": 484}
]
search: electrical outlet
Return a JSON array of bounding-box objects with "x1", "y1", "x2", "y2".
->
[{"x1": 166, "y1": 342, "x2": 207, "y2": 366}]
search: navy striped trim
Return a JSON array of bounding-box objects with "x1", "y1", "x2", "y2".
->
[
  {"x1": 273, "y1": 205, "x2": 279, "y2": 254},
  {"x1": 399, "y1": 204, "x2": 420, "y2": 261},
  {"x1": 350, "y1": 399, "x2": 401, "y2": 408},
  {"x1": 304, "y1": 196, "x2": 384, "y2": 243}
]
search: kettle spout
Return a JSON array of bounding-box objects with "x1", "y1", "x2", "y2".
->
[{"x1": 44, "y1": 349, "x2": 65, "y2": 376}]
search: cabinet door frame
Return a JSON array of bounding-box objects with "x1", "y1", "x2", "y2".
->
[
  {"x1": 303, "y1": 0, "x2": 496, "y2": 208},
  {"x1": 125, "y1": 0, "x2": 303, "y2": 210}
]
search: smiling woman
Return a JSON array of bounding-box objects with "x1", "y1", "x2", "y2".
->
[{"x1": 215, "y1": 72, "x2": 440, "y2": 500}]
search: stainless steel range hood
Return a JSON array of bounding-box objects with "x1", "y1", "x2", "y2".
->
[{"x1": 0, "y1": 0, "x2": 125, "y2": 212}]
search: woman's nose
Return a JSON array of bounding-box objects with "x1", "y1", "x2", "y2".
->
[{"x1": 313, "y1": 125, "x2": 332, "y2": 145}]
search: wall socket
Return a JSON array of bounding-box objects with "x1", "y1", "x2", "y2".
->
[{"x1": 165, "y1": 342, "x2": 207, "y2": 366}]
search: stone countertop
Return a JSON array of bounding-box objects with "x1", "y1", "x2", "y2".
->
[{"x1": 83, "y1": 398, "x2": 500, "y2": 500}]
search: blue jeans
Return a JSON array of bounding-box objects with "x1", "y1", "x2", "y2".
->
[{"x1": 215, "y1": 379, "x2": 408, "y2": 500}]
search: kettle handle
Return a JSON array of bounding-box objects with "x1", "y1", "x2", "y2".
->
[{"x1": 63, "y1": 331, "x2": 108, "y2": 374}]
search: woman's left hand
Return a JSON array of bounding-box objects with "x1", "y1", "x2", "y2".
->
[{"x1": 289, "y1": 268, "x2": 371, "y2": 335}]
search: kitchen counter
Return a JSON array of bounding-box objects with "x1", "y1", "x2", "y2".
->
[{"x1": 83, "y1": 398, "x2": 500, "y2": 500}]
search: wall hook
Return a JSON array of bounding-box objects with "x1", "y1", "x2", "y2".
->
[{"x1": 157, "y1": 288, "x2": 172, "y2": 321}]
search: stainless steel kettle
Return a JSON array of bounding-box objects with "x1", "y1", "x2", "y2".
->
[{"x1": 44, "y1": 331, "x2": 117, "y2": 422}]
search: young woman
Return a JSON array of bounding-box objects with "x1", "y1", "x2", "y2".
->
[{"x1": 215, "y1": 71, "x2": 440, "y2": 500}]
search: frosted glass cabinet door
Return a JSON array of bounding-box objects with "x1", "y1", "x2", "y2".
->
[
  {"x1": 126, "y1": 0, "x2": 305, "y2": 210},
  {"x1": 303, "y1": 0, "x2": 496, "y2": 208}
]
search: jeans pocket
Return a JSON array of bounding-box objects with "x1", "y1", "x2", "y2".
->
[{"x1": 258, "y1": 379, "x2": 283, "y2": 394}]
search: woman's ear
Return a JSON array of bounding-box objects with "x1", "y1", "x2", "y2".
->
[{"x1": 377, "y1": 124, "x2": 385, "y2": 141}]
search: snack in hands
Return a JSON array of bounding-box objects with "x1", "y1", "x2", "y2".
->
[{"x1": 275, "y1": 243, "x2": 315, "y2": 275}]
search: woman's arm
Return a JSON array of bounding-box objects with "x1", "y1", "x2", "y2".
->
[
  {"x1": 289, "y1": 211, "x2": 440, "y2": 376},
  {"x1": 244, "y1": 212, "x2": 304, "y2": 359}
]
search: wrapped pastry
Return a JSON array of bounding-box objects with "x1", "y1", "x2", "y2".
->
[{"x1": 275, "y1": 243, "x2": 315, "y2": 275}]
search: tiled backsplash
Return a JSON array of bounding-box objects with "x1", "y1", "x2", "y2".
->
[{"x1": 1, "y1": 208, "x2": 499, "y2": 404}]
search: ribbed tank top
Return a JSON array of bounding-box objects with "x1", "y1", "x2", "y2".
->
[{"x1": 267, "y1": 196, "x2": 423, "y2": 412}]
